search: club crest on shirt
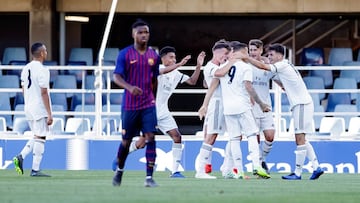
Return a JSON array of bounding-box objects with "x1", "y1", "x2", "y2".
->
[{"x1": 148, "y1": 58, "x2": 154, "y2": 66}]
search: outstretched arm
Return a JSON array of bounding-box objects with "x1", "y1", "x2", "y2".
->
[
  {"x1": 185, "y1": 51, "x2": 206, "y2": 85},
  {"x1": 159, "y1": 55, "x2": 191, "y2": 74},
  {"x1": 240, "y1": 53, "x2": 271, "y2": 71},
  {"x1": 198, "y1": 78, "x2": 220, "y2": 120}
]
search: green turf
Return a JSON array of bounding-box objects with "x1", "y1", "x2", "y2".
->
[{"x1": 0, "y1": 170, "x2": 359, "y2": 203}]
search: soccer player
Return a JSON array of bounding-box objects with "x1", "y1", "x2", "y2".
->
[
  {"x1": 112, "y1": 19, "x2": 163, "y2": 187},
  {"x1": 13, "y1": 42, "x2": 52, "y2": 177},
  {"x1": 195, "y1": 39, "x2": 231, "y2": 179},
  {"x1": 198, "y1": 41, "x2": 271, "y2": 179},
  {"x1": 124, "y1": 46, "x2": 206, "y2": 178},
  {"x1": 248, "y1": 39, "x2": 275, "y2": 174},
  {"x1": 240, "y1": 43, "x2": 324, "y2": 180}
]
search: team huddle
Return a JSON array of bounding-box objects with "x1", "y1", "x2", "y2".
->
[{"x1": 111, "y1": 19, "x2": 325, "y2": 187}]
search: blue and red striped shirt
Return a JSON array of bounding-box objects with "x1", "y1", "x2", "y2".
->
[{"x1": 114, "y1": 45, "x2": 160, "y2": 110}]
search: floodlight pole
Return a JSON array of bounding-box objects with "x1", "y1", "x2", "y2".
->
[{"x1": 95, "y1": 0, "x2": 118, "y2": 136}]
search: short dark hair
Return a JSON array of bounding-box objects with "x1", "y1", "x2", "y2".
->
[
  {"x1": 131, "y1": 19, "x2": 149, "y2": 29},
  {"x1": 159, "y1": 46, "x2": 176, "y2": 57},
  {"x1": 249, "y1": 39, "x2": 264, "y2": 48},
  {"x1": 212, "y1": 39, "x2": 231, "y2": 51},
  {"x1": 229, "y1": 41, "x2": 247, "y2": 52},
  {"x1": 268, "y1": 43, "x2": 286, "y2": 56},
  {"x1": 31, "y1": 42, "x2": 44, "y2": 55}
]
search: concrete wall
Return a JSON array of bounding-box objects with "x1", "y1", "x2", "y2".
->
[{"x1": 56, "y1": 0, "x2": 360, "y2": 13}]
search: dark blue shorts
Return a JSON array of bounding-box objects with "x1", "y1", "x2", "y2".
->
[{"x1": 121, "y1": 106, "x2": 157, "y2": 140}]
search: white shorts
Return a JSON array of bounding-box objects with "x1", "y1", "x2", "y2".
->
[
  {"x1": 28, "y1": 117, "x2": 50, "y2": 137},
  {"x1": 291, "y1": 102, "x2": 314, "y2": 134},
  {"x1": 224, "y1": 110, "x2": 259, "y2": 139},
  {"x1": 255, "y1": 111, "x2": 275, "y2": 131},
  {"x1": 204, "y1": 97, "x2": 225, "y2": 135},
  {"x1": 157, "y1": 115, "x2": 178, "y2": 135}
]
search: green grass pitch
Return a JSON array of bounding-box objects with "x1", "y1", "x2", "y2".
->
[{"x1": 0, "y1": 170, "x2": 359, "y2": 203}]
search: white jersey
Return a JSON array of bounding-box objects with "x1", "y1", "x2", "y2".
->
[
  {"x1": 251, "y1": 65, "x2": 274, "y2": 118},
  {"x1": 156, "y1": 65, "x2": 189, "y2": 119},
  {"x1": 219, "y1": 60, "x2": 253, "y2": 115},
  {"x1": 203, "y1": 61, "x2": 221, "y2": 99},
  {"x1": 269, "y1": 59, "x2": 312, "y2": 109},
  {"x1": 20, "y1": 60, "x2": 51, "y2": 121}
]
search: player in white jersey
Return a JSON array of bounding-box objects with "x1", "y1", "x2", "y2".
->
[
  {"x1": 248, "y1": 39, "x2": 275, "y2": 174},
  {"x1": 195, "y1": 40, "x2": 231, "y2": 179},
  {"x1": 240, "y1": 43, "x2": 324, "y2": 180},
  {"x1": 199, "y1": 41, "x2": 271, "y2": 179},
  {"x1": 13, "y1": 43, "x2": 53, "y2": 177},
  {"x1": 123, "y1": 46, "x2": 205, "y2": 178}
]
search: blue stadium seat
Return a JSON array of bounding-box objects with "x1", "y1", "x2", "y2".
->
[
  {"x1": 314, "y1": 105, "x2": 325, "y2": 130},
  {"x1": 301, "y1": 48, "x2": 325, "y2": 66},
  {"x1": 68, "y1": 48, "x2": 93, "y2": 66},
  {"x1": 328, "y1": 48, "x2": 353, "y2": 66},
  {"x1": 52, "y1": 75, "x2": 77, "y2": 98},
  {"x1": 102, "y1": 104, "x2": 121, "y2": 126},
  {"x1": 0, "y1": 117, "x2": 6, "y2": 131},
  {"x1": 12, "y1": 117, "x2": 30, "y2": 134},
  {"x1": 334, "y1": 104, "x2": 358, "y2": 130},
  {"x1": 340, "y1": 61, "x2": 360, "y2": 83},
  {"x1": 310, "y1": 93, "x2": 321, "y2": 107},
  {"x1": 0, "y1": 75, "x2": 20, "y2": 98},
  {"x1": 51, "y1": 93, "x2": 68, "y2": 111},
  {"x1": 13, "y1": 92, "x2": 24, "y2": 110},
  {"x1": 74, "y1": 104, "x2": 96, "y2": 128},
  {"x1": 2, "y1": 47, "x2": 27, "y2": 65},
  {"x1": 303, "y1": 76, "x2": 326, "y2": 100},
  {"x1": 44, "y1": 60, "x2": 59, "y2": 84},
  {"x1": 326, "y1": 93, "x2": 352, "y2": 112},
  {"x1": 333, "y1": 77, "x2": 357, "y2": 100},
  {"x1": 0, "y1": 93, "x2": 12, "y2": 128},
  {"x1": 308, "y1": 69, "x2": 333, "y2": 89},
  {"x1": 13, "y1": 104, "x2": 25, "y2": 122},
  {"x1": 70, "y1": 93, "x2": 96, "y2": 111},
  {"x1": 52, "y1": 104, "x2": 66, "y2": 123}
]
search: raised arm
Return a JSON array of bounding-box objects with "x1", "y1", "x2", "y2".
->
[
  {"x1": 198, "y1": 78, "x2": 220, "y2": 120},
  {"x1": 159, "y1": 55, "x2": 191, "y2": 74},
  {"x1": 185, "y1": 51, "x2": 205, "y2": 85}
]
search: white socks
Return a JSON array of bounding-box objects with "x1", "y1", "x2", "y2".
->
[
  {"x1": 20, "y1": 139, "x2": 34, "y2": 159},
  {"x1": 305, "y1": 141, "x2": 319, "y2": 170},
  {"x1": 260, "y1": 140, "x2": 273, "y2": 162},
  {"x1": 247, "y1": 135, "x2": 261, "y2": 168},
  {"x1": 172, "y1": 143, "x2": 182, "y2": 173},
  {"x1": 129, "y1": 140, "x2": 138, "y2": 153},
  {"x1": 294, "y1": 145, "x2": 307, "y2": 176},
  {"x1": 197, "y1": 143, "x2": 212, "y2": 173},
  {"x1": 32, "y1": 139, "x2": 45, "y2": 171},
  {"x1": 229, "y1": 139, "x2": 243, "y2": 173}
]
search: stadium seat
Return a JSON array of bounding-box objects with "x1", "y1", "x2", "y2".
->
[
  {"x1": 281, "y1": 105, "x2": 291, "y2": 130},
  {"x1": 74, "y1": 104, "x2": 95, "y2": 127},
  {"x1": 52, "y1": 104, "x2": 66, "y2": 123},
  {"x1": 44, "y1": 60, "x2": 59, "y2": 84},
  {"x1": 328, "y1": 48, "x2": 353, "y2": 66},
  {"x1": 334, "y1": 104, "x2": 358, "y2": 130},
  {"x1": 69, "y1": 48, "x2": 93, "y2": 66},
  {"x1": 52, "y1": 75, "x2": 77, "y2": 98},
  {"x1": 51, "y1": 117, "x2": 65, "y2": 135},
  {"x1": 348, "y1": 117, "x2": 360, "y2": 135},
  {"x1": 0, "y1": 75, "x2": 20, "y2": 98},
  {"x1": 2, "y1": 47, "x2": 27, "y2": 65},
  {"x1": 13, "y1": 104, "x2": 25, "y2": 122},
  {"x1": 65, "y1": 117, "x2": 91, "y2": 135},
  {"x1": 92, "y1": 118, "x2": 118, "y2": 135},
  {"x1": 308, "y1": 70, "x2": 333, "y2": 89},
  {"x1": 318, "y1": 117, "x2": 346, "y2": 139},
  {"x1": 325, "y1": 93, "x2": 352, "y2": 112},
  {"x1": 51, "y1": 93, "x2": 68, "y2": 111},
  {"x1": 300, "y1": 47, "x2": 325, "y2": 66},
  {"x1": 310, "y1": 93, "x2": 321, "y2": 107},
  {"x1": 13, "y1": 92, "x2": 24, "y2": 109},
  {"x1": 0, "y1": 117, "x2": 6, "y2": 131},
  {"x1": 303, "y1": 76, "x2": 326, "y2": 100},
  {"x1": 357, "y1": 93, "x2": 360, "y2": 112},
  {"x1": 314, "y1": 105, "x2": 325, "y2": 130},
  {"x1": 333, "y1": 77, "x2": 358, "y2": 100},
  {"x1": 340, "y1": 61, "x2": 360, "y2": 83},
  {"x1": 0, "y1": 93, "x2": 12, "y2": 128},
  {"x1": 12, "y1": 117, "x2": 30, "y2": 135},
  {"x1": 288, "y1": 118, "x2": 315, "y2": 135},
  {"x1": 102, "y1": 104, "x2": 121, "y2": 126}
]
